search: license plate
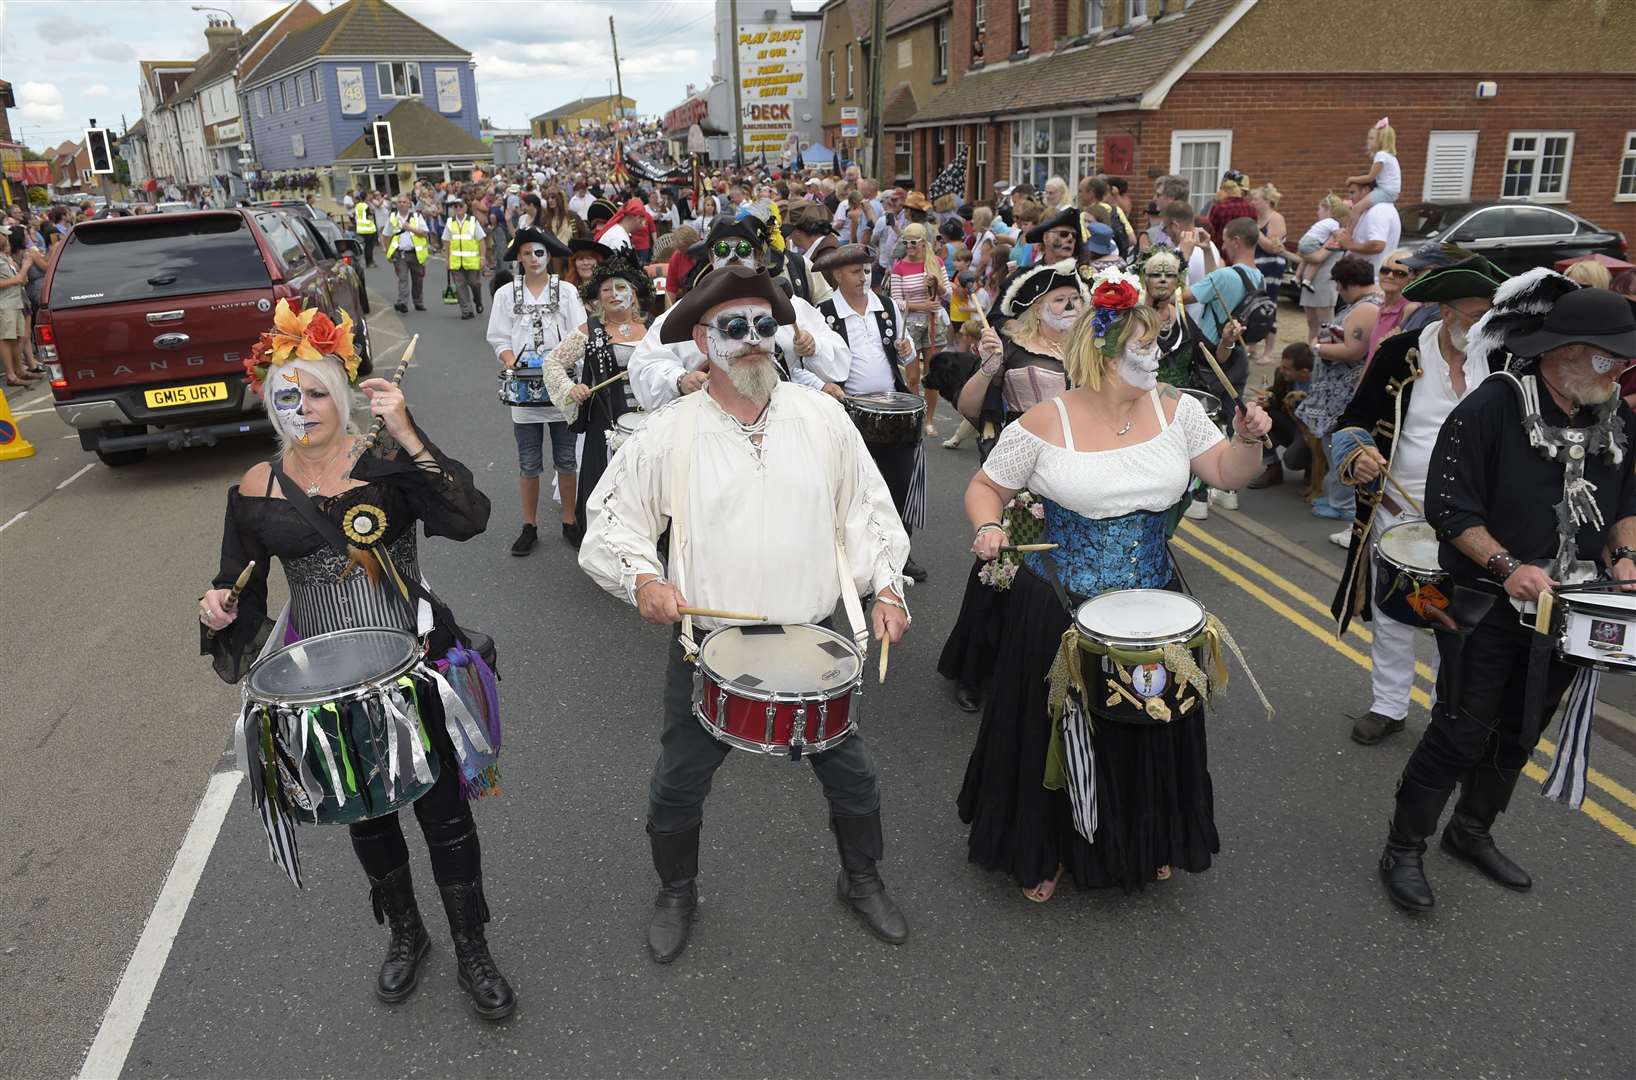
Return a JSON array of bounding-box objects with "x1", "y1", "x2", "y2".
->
[{"x1": 145, "y1": 382, "x2": 228, "y2": 408}]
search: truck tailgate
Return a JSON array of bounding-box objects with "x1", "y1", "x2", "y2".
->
[{"x1": 52, "y1": 290, "x2": 274, "y2": 392}]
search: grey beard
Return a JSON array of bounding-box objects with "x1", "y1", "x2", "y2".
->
[{"x1": 724, "y1": 355, "x2": 779, "y2": 402}]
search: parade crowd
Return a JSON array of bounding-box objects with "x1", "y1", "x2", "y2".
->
[{"x1": 192, "y1": 113, "x2": 1636, "y2": 1023}]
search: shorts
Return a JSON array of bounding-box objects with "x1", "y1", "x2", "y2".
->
[
  {"x1": 513, "y1": 420, "x2": 577, "y2": 477},
  {"x1": 0, "y1": 307, "x2": 24, "y2": 340},
  {"x1": 1364, "y1": 185, "x2": 1398, "y2": 208}
]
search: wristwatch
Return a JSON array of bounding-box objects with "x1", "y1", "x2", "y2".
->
[{"x1": 1486, "y1": 551, "x2": 1522, "y2": 581}]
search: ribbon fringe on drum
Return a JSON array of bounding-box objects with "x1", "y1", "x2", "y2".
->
[
  {"x1": 1542, "y1": 667, "x2": 1598, "y2": 808},
  {"x1": 1059, "y1": 691, "x2": 1099, "y2": 844},
  {"x1": 904, "y1": 440, "x2": 928, "y2": 533},
  {"x1": 425, "y1": 657, "x2": 503, "y2": 800}
]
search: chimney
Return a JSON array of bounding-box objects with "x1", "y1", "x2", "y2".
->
[{"x1": 204, "y1": 16, "x2": 241, "y2": 54}]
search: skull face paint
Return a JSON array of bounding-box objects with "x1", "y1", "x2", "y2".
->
[
  {"x1": 1040, "y1": 288, "x2": 1082, "y2": 332},
  {"x1": 1118, "y1": 341, "x2": 1162, "y2": 392},
  {"x1": 267, "y1": 367, "x2": 330, "y2": 445},
  {"x1": 600, "y1": 278, "x2": 636, "y2": 313},
  {"x1": 702, "y1": 303, "x2": 780, "y2": 402}
]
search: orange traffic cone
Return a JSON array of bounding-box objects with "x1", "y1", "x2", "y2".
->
[{"x1": 0, "y1": 390, "x2": 38, "y2": 461}]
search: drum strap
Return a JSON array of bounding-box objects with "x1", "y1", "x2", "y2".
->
[{"x1": 669, "y1": 397, "x2": 701, "y2": 657}]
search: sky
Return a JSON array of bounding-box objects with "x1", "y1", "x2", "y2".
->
[{"x1": 0, "y1": 0, "x2": 822, "y2": 153}]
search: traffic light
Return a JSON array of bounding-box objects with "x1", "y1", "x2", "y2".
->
[
  {"x1": 371, "y1": 121, "x2": 394, "y2": 161},
  {"x1": 85, "y1": 128, "x2": 115, "y2": 175}
]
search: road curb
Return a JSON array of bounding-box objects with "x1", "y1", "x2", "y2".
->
[{"x1": 1206, "y1": 504, "x2": 1636, "y2": 750}]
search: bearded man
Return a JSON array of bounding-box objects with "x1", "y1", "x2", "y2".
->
[
  {"x1": 1379, "y1": 282, "x2": 1636, "y2": 914},
  {"x1": 579, "y1": 267, "x2": 913, "y2": 963}
]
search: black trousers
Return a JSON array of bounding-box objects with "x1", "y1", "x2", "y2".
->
[
  {"x1": 1403, "y1": 602, "x2": 1578, "y2": 794},
  {"x1": 361, "y1": 231, "x2": 377, "y2": 266},
  {"x1": 866, "y1": 440, "x2": 917, "y2": 539},
  {"x1": 647, "y1": 635, "x2": 881, "y2": 834},
  {"x1": 348, "y1": 705, "x2": 481, "y2": 886}
]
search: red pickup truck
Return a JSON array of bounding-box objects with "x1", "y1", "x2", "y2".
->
[{"x1": 35, "y1": 208, "x2": 373, "y2": 465}]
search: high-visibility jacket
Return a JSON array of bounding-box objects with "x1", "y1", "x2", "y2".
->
[
  {"x1": 354, "y1": 201, "x2": 376, "y2": 234},
  {"x1": 447, "y1": 217, "x2": 480, "y2": 270},
  {"x1": 386, "y1": 213, "x2": 428, "y2": 263}
]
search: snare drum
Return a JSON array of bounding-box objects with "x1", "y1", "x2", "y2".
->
[
  {"x1": 1073, "y1": 589, "x2": 1209, "y2": 724},
  {"x1": 844, "y1": 391, "x2": 926, "y2": 447},
  {"x1": 498, "y1": 367, "x2": 552, "y2": 406},
  {"x1": 1178, "y1": 387, "x2": 1222, "y2": 422},
  {"x1": 243, "y1": 627, "x2": 439, "y2": 824},
  {"x1": 1372, "y1": 520, "x2": 1451, "y2": 629},
  {"x1": 606, "y1": 410, "x2": 648, "y2": 456},
  {"x1": 693, "y1": 623, "x2": 862, "y2": 760},
  {"x1": 1553, "y1": 588, "x2": 1636, "y2": 672}
]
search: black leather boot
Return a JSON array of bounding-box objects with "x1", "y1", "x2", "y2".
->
[
  {"x1": 438, "y1": 880, "x2": 516, "y2": 1020},
  {"x1": 1442, "y1": 767, "x2": 1532, "y2": 892},
  {"x1": 830, "y1": 812, "x2": 908, "y2": 944},
  {"x1": 646, "y1": 820, "x2": 699, "y2": 964},
  {"x1": 367, "y1": 864, "x2": 430, "y2": 1003},
  {"x1": 1379, "y1": 776, "x2": 1454, "y2": 913}
]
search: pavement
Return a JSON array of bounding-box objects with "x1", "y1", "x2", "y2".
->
[{"x1": 3, "y1": 273, "x2": 1634, "y2": 1079}]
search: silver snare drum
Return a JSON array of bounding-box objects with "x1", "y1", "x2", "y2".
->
[
  {"x1": 1554, "y1": 588, "x2": 1636, "y2": 672},
  {"x1": 606, "y1": 410, "x2": 649, "y2": 456}
]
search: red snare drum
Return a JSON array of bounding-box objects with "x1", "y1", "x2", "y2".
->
[{"x1": 693, "y1": 623, "x2": 863, "y2": 761}]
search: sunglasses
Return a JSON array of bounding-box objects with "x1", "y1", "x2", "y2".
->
[
  {"x1": 713, "y1": 314, "x2": 780, "y2": 340},
  {"x1": 1380, "y1": 266, "x2": 1410, "y2": 278},
  {"x1": 713, "y1": 240, "x2": 755, "y2": 259}
]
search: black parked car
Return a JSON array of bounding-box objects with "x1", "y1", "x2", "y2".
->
[{"x1": 1398, "y1": 200, "x2": 1627, "y2": 277}]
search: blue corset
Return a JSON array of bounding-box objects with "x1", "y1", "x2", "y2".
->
[{"x1": 1023, "y1": 497, "x2": 1173, "y2": 599}]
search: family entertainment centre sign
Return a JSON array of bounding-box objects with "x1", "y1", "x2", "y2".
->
[{"x1": 737, "y1": 23, "x2": 807, "y2": 156}]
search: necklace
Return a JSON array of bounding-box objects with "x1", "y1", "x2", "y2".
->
[{"x1": 287, "y1": 441, "x2": 350, "y2": 497}]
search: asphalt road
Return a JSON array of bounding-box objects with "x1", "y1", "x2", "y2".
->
[{"x1": 4, "y1": 270, "x2": 1634, "y2": 1079}]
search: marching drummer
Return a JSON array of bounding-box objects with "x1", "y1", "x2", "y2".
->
[
  {"x1": 1326, "y1": 254, "x2": 1508, "y2": 746},
  {"x1": 485, "y1": 227, "x2": 587, "y2": 552},
  {"x1": 811, "y1": 242, "x2": 929, "y2": 583},
  {"x1": 578, "y1": 266, "x2": 913, "y2": 963},
  {"x1": 1378, "y1": 281, "x2": 1636, "y2": 915},
  {"x1": 198, "y1": 302, "x2": 515, "y2": 1019}
]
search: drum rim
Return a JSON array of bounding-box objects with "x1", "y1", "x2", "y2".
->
[
  {"x1": 613, "y1": 411, "x2": 649, "y2": 432},
  {"x1": 1375, "y1": 521, "x2": 1442, "y2": 574},
  {"x1": 846, "y1": 391, "x2": 926, "y2": 414},
  {"x1": 692, "y1": 698, "x2": 858, "y2": 756},
  {"x1": 1073, "y1": 589, "x2": 1207, "y2": 650},
  {"x1": 245, "y1": 626, "x2": 422, "y2": 707},
  {"x1": 497, "y1": 368, "x2": 544, "y2": 380},
  {"x1": 693, "y1": 622, "x2": 864, "y2": 703}
]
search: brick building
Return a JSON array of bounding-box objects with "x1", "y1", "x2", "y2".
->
[{"x1": 889, "y1": 0, "x2": 1634, "y2": 238}]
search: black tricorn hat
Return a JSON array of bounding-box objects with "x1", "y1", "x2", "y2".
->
[
  {"x1": 585, "y1": 198, "x2": 619, "y2": 224},
  {"x1": 1025, "y1": 207, "x2": 1082, "y2": 244},
  {"x1": 505, "y1": 227, "x2": 570, "y2": 261},
  {"x1": 568, "y1": 237, "x2": 614, "y2": 259},
  {"x1": 1507, "y1": 287, "x2": 1636, "y2": 358},
  {"x1": 659, "y1": 266, "x2": 795, "y2": 344}
]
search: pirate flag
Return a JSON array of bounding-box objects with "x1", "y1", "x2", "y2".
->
[{"x1": 927, "y1": 145, "x2": 969, "y2": 201}]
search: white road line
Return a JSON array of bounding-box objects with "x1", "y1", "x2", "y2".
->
[
  {"x1": 14, "y1": 406, "x2": 57, "y2": 418},
  {"x1": 78, "y1": 770, "x2": 242, "y2": 1080},
  {"x1": 0, "y1": 510, "x2": 26, "y2": 533},
  {"x1": 57, "y1": 462, "x2": 96, "y2": 490}
]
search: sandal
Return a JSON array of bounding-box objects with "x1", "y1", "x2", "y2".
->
[
  {"x1": 1022, "y1": 865, "x2": 1065, "y2": 903},
  {"x1": 1155, "y1": 865, "x2": 1172, "y2": 882}
]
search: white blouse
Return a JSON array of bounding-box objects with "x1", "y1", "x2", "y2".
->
[
  {"x1": 983, "y1": 391, "x2": 1224, "y2": 518},
  {"x1": 484, "y1": 276, "x2": 588, "y2": 424},
  {"x1": 579, "y1": 383, "x2": 909, "y2": 631}
]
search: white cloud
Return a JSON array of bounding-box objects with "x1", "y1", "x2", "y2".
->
[
  {"x1": 18, "y1": 82, "x2": 66, "y2": 123},
  {"x1": 84, "y1": 84, "x2": 111, "y2": 98}
]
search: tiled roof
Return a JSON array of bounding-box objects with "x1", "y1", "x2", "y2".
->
[
  {"x1": 167, "y1": 45, "x2": 240, "y2": 105},
  {"x1": 532, "y1": 95, "x2": 632, "y2": 122},
  {"x1": 247, "y1": 0, "x2": 467, "y2": 86},
  {"x1": 910, "y1": 0, "x2": 1239, "y2": 124},
  {"x1": 837, "y1": 0, "x2": 949, "y2": 42},
  {"x1": 881, "y1": 84, "x2": 919, "y2": 127},
  {"x1": 125, "y1": 118, "x2": 147, "y2": 139},
  {"x1": 333, "y1": 98, "x2": 490, "y2": 160}
]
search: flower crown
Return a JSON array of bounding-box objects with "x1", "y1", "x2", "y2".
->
[
  {"x1": 244, "y1": 299, "x2": 359, "y2": 394},
  {"x1": 1086, "y1": 266, "x2": 1143, "y2": 356}
]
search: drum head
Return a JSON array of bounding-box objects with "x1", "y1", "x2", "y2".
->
[
  {"x1": 1075, "y1": 589, "x2": 1206, "y2": 647},
  {"x1": 614, "y1": 411, "x2": 648, "y2": 435},
  {"x1": 247, "y1": 627, "x2": 420, "y2": 702},
  {"x1": 849, "y1": 391, "x2": 924, "y2": 414},
  {"x1": 1178, "y1": 387, "x2": 1221, "y2": 415},
  {"x1": 1378, "y1": 521, "x2": 1440, "y2": 572},
  {"x1": 698, "y1": 624, "x2": 860, "y2": 696}
]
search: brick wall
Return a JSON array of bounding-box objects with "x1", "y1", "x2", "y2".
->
[{"x1": 1114, "y1": 71, "x2": 1636, "y2": 240}]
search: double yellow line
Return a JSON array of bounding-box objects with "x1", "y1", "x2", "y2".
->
[{"x1": 1172, "y1": 520, "x2": 1636, "y2": 847}]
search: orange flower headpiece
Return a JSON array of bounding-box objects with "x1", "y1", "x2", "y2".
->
[{"x1": 244, "y1": 298, "x2": 359, "y2": 394}]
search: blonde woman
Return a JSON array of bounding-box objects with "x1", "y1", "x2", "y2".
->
[
  {"x1": 1250, "y1": 183, "x2": 1288, "y2": 365},
  {"x1": 1563, "y1": 260, "x2": 1612, "y2": 289},
  {"x1": 958, "y1": 279, "x2": 1272, "y2": 900},
  {"x1": 890, "y1": 221, "x2": 950, "y2": 437}
]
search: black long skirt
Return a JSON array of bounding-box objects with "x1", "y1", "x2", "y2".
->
[
  {"x1": 936, "y1": 560, "x2": 1011, "y2": 696},
  {"x1": 956, "y1": 568, "x2": 1219, "y2": 893}
]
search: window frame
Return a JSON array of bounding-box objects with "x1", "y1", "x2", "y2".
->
[
  {"x1": 1617, "y1": 130, "x2": 1636, "y2": 202},
  {"x1": 1502, "y1": 130, "x2": 1574, "y2": 203},
  {"x1": 375, "y1": 61, "x2": 422, "y2": 99},
  {"x1": 274, "y1": 82, "x2": 285, "y2": 112},
  {"x1": 974, "y1": 0, "x2": 986, "y2": 33},
  {"x1": 1016, "y1": 0, "x2": 1031, "y2": 53},
  {"x1": 1010, "y1": 113, "x2": 1097, "y2": 191},
  {"x1": 1084, "y1": 0, "x2": 1105, "y2": 33},
  {"x1": 845, "y1": 43, "x2": 854, "y2": 98},
  {"x1": 1168, "y1": 127, "x2": 1232, "y2": 213},
  {"x1": 973, "y1": 124, "x2": 988, "y2": 193},
  {"x1": 827, "y1": 50, "x2": 836, "y2": 102},
  {"x1": 936, "y1": 19, "x2": 949, "y2": 79},
  {"x1": 311, "y1": 69, "x2": 322, "y2": 103}
]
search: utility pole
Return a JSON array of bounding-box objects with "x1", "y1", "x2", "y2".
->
[
  {"x1": 729, "y1": 0, "x2": 744, "y2": 168},
  {"x1": 608, "y1": 15, "x2": 626, "y2": 122},
  {"x1": 866, "y1": 0, "x2": 886, "y2": 176}
]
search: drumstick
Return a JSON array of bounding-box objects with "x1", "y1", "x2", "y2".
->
[
  {"x1": 358, "y1": 334, "x2": 418, "y2": 454},
  {"x1": 204, "y1": 560, "x2": 256, "y2": 640},
  {"x1": 1000, "y1": 543, "x2": 1057, "y2": 553},
  {"x1": 1195, "y1": 344, "x2": 1273, "y2": 449},
  {"x1": 585, "y1": 369, "x2": 629, "y2": 396},
  {"x1": 676, "y1": 606, "x2": 769, "y2": 622},
  {"x1": 878, "y1": 634, "x2": 890, "y2": 684}
]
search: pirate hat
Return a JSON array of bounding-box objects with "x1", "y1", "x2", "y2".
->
[
  {"x1": 1507, "y1": 287, "x2": 1636, "y2": 357},
  {"x1": 659, "y1": 266, "x2": 795, "y2": 344},
  {"x1": 505, "y1": 227, "x2": 570, "y2": 261},
  {"x1": 1401, "y1": 254, "x2": 1508, "y2": 303},
  {"x1": 568, "y1": 237, "x2": 614, "y2": 260},
  {"x1": 1024, "y1": 207, "x2": 1082, "y2": 244},
  {"x1": 580, "y1": 251, "x2": 655, "y2": 307},
  {"x1": 1000, "y1": 257, "x2": 1088, "y2": 317}
]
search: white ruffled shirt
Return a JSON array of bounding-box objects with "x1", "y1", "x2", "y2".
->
[
  {"x1": 578, "y1": 383, "x2": 909, "y2": 631},
  {"x1": 485, "y1": 276, "x2": 587, "y2": 424}
]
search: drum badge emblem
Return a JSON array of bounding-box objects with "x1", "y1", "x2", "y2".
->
[{"x1": 1131, "y1": 662, "x2": 1168, "y2": 699}]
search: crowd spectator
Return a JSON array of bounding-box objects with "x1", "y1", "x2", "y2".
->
[
  {"x1": 1364, "y1": 247, "x2": 1421, "y2": 364},
  {"x1": 1296, "y1": 192, "x2": 1351, "y2": 340},
  {"x1": 1206, "y1": 171, "x2": 1256, "y2": 247},
  {"x1": 1249, "y1": 183, "x2": 1288, "y2": 364},
  {"x1": 1296, "y1": 255, "x2": 1384, "y2": 527}
]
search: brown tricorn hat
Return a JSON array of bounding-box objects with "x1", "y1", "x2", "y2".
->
[
  {"x1": 659, "y1": 266, "x2": 796, "y2": 344},
  {"x1": 811, "y1": 242, "x2": 873, "y2": 275}
]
